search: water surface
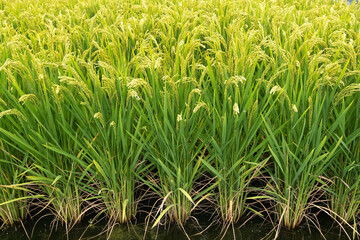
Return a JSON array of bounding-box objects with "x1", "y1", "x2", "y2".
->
[{"x1": 0, "y1": 216, "x2": 350, "y2": 240}]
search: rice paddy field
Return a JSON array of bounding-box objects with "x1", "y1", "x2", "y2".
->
[{"x1": 0, "y1": 0, "x2": 360, "y2": 238}]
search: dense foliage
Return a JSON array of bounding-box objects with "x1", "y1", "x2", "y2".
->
[{"x1": 0, "y1": 0, "x2": 359, "y2": 237}]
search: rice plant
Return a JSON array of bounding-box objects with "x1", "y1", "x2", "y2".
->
[
  {"x1": 201, "y1": 70, "x2": 270, "y2": 224},
  {"x1": 327, "y1": 86, "x2": 360, "y2": 234},
  {"x1": 0, "y1": 89, "x2": 89, "y2": 229},
  {"x1": 0, "y1": 156, "x2": 33, "y2": 227},
  {"x1": 53, "y1": 77, "x2": 152, "y2": 224},
  {"x1": 135, "y1": 79, "x2": 212, "y2": 227},
  {"x1": 262, "y1": 98, "x2": 343, "y2": 229}
]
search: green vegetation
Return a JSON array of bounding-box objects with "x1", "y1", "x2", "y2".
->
[{"x1": 0, "y1": 0, "x2": 359, "y2": 237}]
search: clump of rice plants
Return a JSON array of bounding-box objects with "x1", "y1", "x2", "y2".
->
[
  {"x1": 57, "y1": 76, "x2": 152, "y2": 224},
  {"x1": 0, "y1": 85, "x2": 90, "y2": 229},
  {"x1": 0, "y1": 156, "x2": 33, "y2": 227},
  {"x1": 136, "y1": 79, "x2": 212, "y2": 227},
  {"x1": 327, "y1": 85, "x2": 360, "y2": 236},
  {"x1": 262, "y1": 89, "x2": 345, "y2": 230},
  {"x1": 202, "y1": 70, "x2": 269, "y2": 224}
]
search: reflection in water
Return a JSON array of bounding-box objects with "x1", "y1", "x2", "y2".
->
[{"x1": 0, "y1": 216, "x2": 350, "y2": 240}]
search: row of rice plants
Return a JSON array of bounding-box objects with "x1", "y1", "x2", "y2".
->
[{"x1": 0, "y1": 0, "x2": 359, "y2": 236}]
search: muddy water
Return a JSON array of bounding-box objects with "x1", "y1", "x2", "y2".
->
[{"x1": 0, "y1": 215, "x2": 350, "y2": 240}]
